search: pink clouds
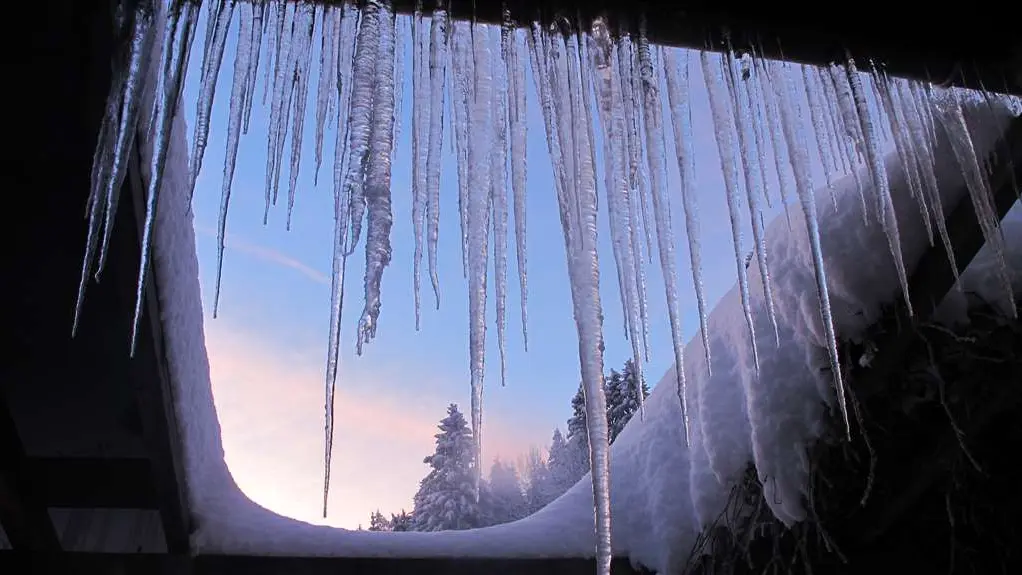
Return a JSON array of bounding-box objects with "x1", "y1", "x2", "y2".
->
[{"x1": 203, "y1": 320, "x2": 536, "y2": 529}]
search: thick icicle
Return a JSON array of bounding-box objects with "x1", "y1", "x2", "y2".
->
[
  {"x1": 465, "y1": 20, "x2": 494, "y2": 495},
  {"x1": 313, "y1": 5, "x2": 340, "y2": 185},
  {"x1": 844, "y1": 59, "x2": 913, "y2": 316},
  {"x1": 284, "y1": 4, "x2": 317, "y2": 229},
  {"x1": 132, "y1": 0, "x2": 200, "y2": 354},
  {"x1": 663, "y1": 48, "x2": 712, "y2": 371},
  {"x1": 93, "y1": 1, "x2": 157, "y2": 280},
  {"x1": 618, "y1": 35, "x2": 654, "y2": 263},
  {"x1": 188, "y1": 0, "x2": 235, "y2": 203},
  {"x1": 827, "y1": 65, "x2": 873, "y2": 222},
  {"x1": 341, "y1": 0, "x2": 380, "y2": 253},
  {"x1": 933, "y1": 88, "x2": 1016, "y2": 316},
  {"x1": 504, "y1": 15, "x2": 529, "y2": 349},
  {"x1": 356, "y1": 0, "x2": 397, "y2": 353},
  {"x1": 801, "y1": 64, "x2": 839, "y2": 206},
  {"x1": 636, "y1": 28, "x2": 689, "y2": 438},
  {"x1": 212, "y1": 2, "x2": 254, "y2": 317},
  {"x1": 425, "y1": 6, "x2": 449, "y2": 309},
  {"x1": 701, "y1": 51, "x2": 761, "y2": 371},
  {"x1": 768, "y1": 60, "x2": 850, "y2": 435},
  {"x1": 410, "y1": 1, "x2": 429, "y2": 329},
  {"x1": 537, "y1": 24, "x2": 611, "y2": 575},
  {"x1": 725, "y1": 50, "x2": 779, "y2": 344},
  {"x1": 755, "y1": 56, "x2": 795, "y2": 227},
  {"x1": 493, "y1": 24, "x2": 510, "y2": 387}
]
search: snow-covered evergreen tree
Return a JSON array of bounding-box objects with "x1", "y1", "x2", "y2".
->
[
  {"x1": 368, "y1": 509, "x2": 391, "y2": 531},
  {"x1": 390, "y1": 510, "x2": 413, "y2": 532},
  {"x1": 411, "y1": 403, "x2": 483, "y2": 531},
  {"x1": 565, "y1": 383, "x2": 593, "y2": 480},
  {"x1": 484, "y1": 458, "x2": 527, "y2": 525},
  {"x1": 546, "y1": 427, "x2": 580, "y2": 495},
  {"x1": 521, "y1": 446, "x2": 554, "y2": 514},
  {"x1": 608, "y1": 360, "x2": 650, "y2": 443}
]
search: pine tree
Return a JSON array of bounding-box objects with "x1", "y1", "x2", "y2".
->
[
  {"x1": 390, "y1": 510, "x2": 413, "y2": 531},
  {"x1": 411, "y1": 404, "x2": 483, "y2": 531},
  {"x1": 368, "y1": 509, "x2": 391, "y2": 531},
  {"x1": 521, "y1": 446, "x2": 552, "y2": 515},
  {"x1": 608, "y1": 360, "x2": 650, "y2": 443},
  {"x1": 565, "y1": 384, "x2": 593, "y2": 480},
  {"x1": 485, "y1": 458, "x2": 527, "y2": 525},
  {"x1": 546, "y1": 427, "x2": 580, "y2": 496}
]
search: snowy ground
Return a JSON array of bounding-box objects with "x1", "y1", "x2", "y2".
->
[{"x1": 143, "y1": 42, "x2": 1021, "y2": 575}]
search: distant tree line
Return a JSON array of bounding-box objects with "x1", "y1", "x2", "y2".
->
[{"x1": 364, "y1": 360, "x2": 649, "y2": 531}]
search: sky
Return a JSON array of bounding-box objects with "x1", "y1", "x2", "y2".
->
[{"x1": 181, "y1": 7, "x2": 829, "y2": 529}]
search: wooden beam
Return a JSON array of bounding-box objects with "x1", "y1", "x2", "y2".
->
[
  {"x1": 19, "y1": 457, "x2": 157, "y2": 509},
  {"x1": 0, "y1": 395, "x2": 61, "y2": 551},
  {"x1": 0, "y1": 552, "x2": 645, "y2": 575},
  {"x1": 123, "y1": 137, "x2": 192, "y2": 554}
]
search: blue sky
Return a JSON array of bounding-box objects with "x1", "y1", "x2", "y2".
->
[{"x1": 182, "y1": 8, "x2": 827, "y2": 529}]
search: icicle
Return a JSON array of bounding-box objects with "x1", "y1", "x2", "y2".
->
[
  {"x1": 131, "y1": 0, "x2": 200, "y2": 354},
  {"x1": 801, "y1": 64, "x2": 839, "y2": 208},
  {"x1": 874, "y1": 70, "x2": 934, "y2": 246},
  {"x1": 635, "y1": 27, "x2": 689, "y2": 439},
  {"x1": 356, "y1": 0, "x2": 397, "y2": 352},
  {"x1": 93, "y1": 0, "x2": 157, "y2": 280},
  {"x1": 745, "y1": 51, "x2": 774, "y2": 209},
  {"x1": 188, "y1": 0, "x2": 235, "y2": 204},
  {"x1": 341, "y1": 0, "x2": 381, "y2": 253},
  {"x1": 263, "y1": 3, "x2": 296, "y2": 224},
  {"x1": 844, "y1": 58, "x2": 913, "y2": 316},
  {"x1": 283, "y1": 4, "x2": 317, "y2": 229},
  {"x1": 827, "y1": 65, "x2": 872, "y2": 222},
  {"x1": 754, "y1": 56, "x2": 795, "y2": 229},
  {"x1": 537, "y1": 23, "x2": 611, "y2": 575},
  {"x1": 663, "y1": 47, "x2": 712, "y2": 374},
  {"x1": 262, "y1": 1, "x2": 283, "y2": 107},
  {"x1": 896, "y1": 79, "x2": 960, "y2": 285},
  {"x1": 451, "y1": 22, "x2": 474, "y2": 279},
  {"x1": 212, "y1": 2, "x2": 254, "y2": 317},
  {"x1": 725, "y1": 49, "x2": 779, "y2": 344},
  {"x1": 493, "y1": 24, "x2": 510, "y2": 388},
  {"x1": 933, "y1": 88, "x2": 1016, "y2": 316},
  {"x1": 504, "y1": 14, "x2": 529, "y2": 350},
  {"x1": 425, "y1": 6, "x2": 449, "y2": 309},
  {"x1": 410, "y1": 0, "x2": 429, "y2": 329},
  {"x1": 767, "y1": 60, "x2": 850, "y2": 436},
  {"x1": 618, "y1": 34, "x2": 654, "y2": 263},
  {"x1": 701, "y1": 51, "x2": 761, "y2": 372},
  {"x1": 323, "y1": 23, "x2": 356, "y2": 515},
  {"x1": 465, "y1": 19, "x2": 495, "y2": 497},
  {"x1": 242, "y1": 0, "x2": 266, "y2": 134},
  {"x1": 591, "y1": 20, "x2": 645, "y2": 416},
  {"x1": 313, "y1": 5, "x2": 340, "y2": 185}
]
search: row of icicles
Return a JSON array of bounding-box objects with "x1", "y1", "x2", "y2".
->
[{"x1": 76, "y1": 0, "x2": 1017, "y2": 572}]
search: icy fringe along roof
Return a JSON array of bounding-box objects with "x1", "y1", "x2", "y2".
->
[{"x1": 124, "y1": 2, "x2": 1021, "y2": 575}]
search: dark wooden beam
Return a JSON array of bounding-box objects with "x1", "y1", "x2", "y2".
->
[
  {"x1": 854, "y1": 116, "x2": 1022, "y2": 400},
  {"x1": 0, "y1": 395, "x2": 61, "y2": 551},
  {"x1": 123, "y1": 138, "x2": 192, "y2": 554},
  {"x1": 0, "y1": 552, "x2": 645, "y2": 575},
  {"x1": 366, "y1": 0, "x2": 1022, "y2": 96},
  {"x1": 19, "y1": 457, "x2": 158, "y2": 509}
]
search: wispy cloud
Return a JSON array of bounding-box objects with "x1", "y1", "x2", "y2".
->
[
  {"x1": 194, "y1": 224, "x2": 328, "y2": 284},
  {"x1": 204, "y1": 321, "x2": 533, "y2": 529}
]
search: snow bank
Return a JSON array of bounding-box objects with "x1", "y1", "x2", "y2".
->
[{"x1": 141, "y1": 9, "x2": 1019, "y2": 572}]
